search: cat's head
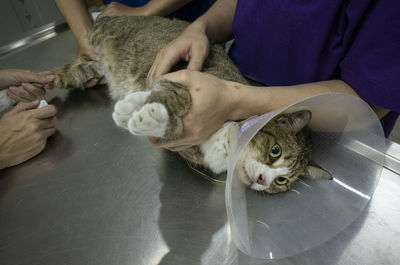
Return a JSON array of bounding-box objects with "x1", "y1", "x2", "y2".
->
[{"x1": 236, "y1": 110, "x2": 332, "y2": 194}]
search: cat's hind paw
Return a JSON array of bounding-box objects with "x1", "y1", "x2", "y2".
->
[
  {"x1": 127, "y1": 102, "x2": 169, "y2": 138},
  {"x1": 112, "y1": 91, "x2": 151, "y2": 129}
]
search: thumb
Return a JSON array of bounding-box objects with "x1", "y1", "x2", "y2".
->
[
  {"x1": 187, "y1": 54, "x2": 205, "y2": 72},
  {"x1": 10, "y1": 100, "x2": 40, "y2": 114},
  {"x1": 161, "y1": 70, "x2": 188, "y2": 85},
  {"x1": 186, "y1": 46, "x2": 207, "y2": 71}
]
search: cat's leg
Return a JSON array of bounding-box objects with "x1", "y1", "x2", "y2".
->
[
  {"x1": 112, "y1": 79, "x2": 190, "y2": 140},
  {"x1": 50, "y1": 56, "x2": 102, "y2": 89}
]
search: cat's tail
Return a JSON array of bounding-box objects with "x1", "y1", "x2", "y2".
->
[{"x1": 50, "y1": 56, "x2": 102, "y2": 89}]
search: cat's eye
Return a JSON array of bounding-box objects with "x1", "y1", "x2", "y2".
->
[
  {"x1": 274, "y1": 177, "x2": 288, "y2": 185},
  {"x1": 269, "y1": 144, "x2": 282, "y2": 158}
]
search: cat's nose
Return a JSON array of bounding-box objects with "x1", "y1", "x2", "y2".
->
[{"x1": 257, "y1": 174, "x2": 266, "y2": 185}]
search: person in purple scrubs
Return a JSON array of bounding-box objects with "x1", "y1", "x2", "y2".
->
[{"x1": 147, "y1": 0, "x2": 400, "y2": 150}]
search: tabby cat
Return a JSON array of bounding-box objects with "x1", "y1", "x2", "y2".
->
[{"x1": 49, "y1": 16, "x2": 331, "y2": 193}]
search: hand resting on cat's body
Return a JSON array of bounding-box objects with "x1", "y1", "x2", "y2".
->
[{"x1": 48, "y1": 16, "x2": 332, "y2": 193}]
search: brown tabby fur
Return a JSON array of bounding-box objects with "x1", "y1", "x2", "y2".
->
[{"x1": 50, "y1": 16, "x2": 331, "y2": 193}]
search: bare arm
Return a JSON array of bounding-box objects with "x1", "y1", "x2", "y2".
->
[
  {"x1": 54, "y1": 0, "x2": 97, "y2": 60},
  {"x1": 230, "y1": 80, "x2": 389, "y2": 120},
  {"x1": 141, "y1": 0, "x2": 193, "y2": 16},
  {"x1": 194, "y1": 0, "x2": 237, "y2": 43},
  {"x1": 230, "y1": 80, "x2": 360, "y2": 120},
  {"x1": 99, "y1": 0, "x2": 193, "y2": 17},
  {"x1": 151, "y1": 70, "x2": 382, "y2": 151}
]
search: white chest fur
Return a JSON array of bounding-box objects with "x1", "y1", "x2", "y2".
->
[{"x1": 200, "y1": 122, "x2": 239, "y2": 174}]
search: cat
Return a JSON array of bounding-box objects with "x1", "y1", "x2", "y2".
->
[{"x1": 48, "y1": 15, "x2": 332, "y2": 193}]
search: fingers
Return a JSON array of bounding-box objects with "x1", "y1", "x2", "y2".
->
[
  {"x1": 186, "y1": 45, "x2": 208, "y2": 71},
  {"x1": 165, "y1": 145, "x2": 193, "y2": 152},
  {"x1": 38, "y1": 116, "x2": 57, "y2": 129},
  {"x1": 98, "y1": 76, "x2": 107, "y2": 85},
  {"x1": 85, "y1": 78, "x2": 103, "y2": 88},
  {"x1": 7, "y1": 88, "x2": 30, "y2": 102},
  {"x1": 41, "y1": 127, "x2": 57, "y2": 138},
  {"x1": 148, "y1": 137, "x2": 193, "y2": 151},
  {"x1": 98, "y1": 9, "x2": 111, "y2": 18},
  {"x1": 83, "y1": 76, "x2": 107, "y2": 89},
  {"x1": 160, "y1": 70, "x2": 188, "y2": 84},
  {"x1": 18, "y1": 70, "x2": 55, "y2": 85},
  {"x1": 98, "y1": 2, "x2": 127, "y2": 18},
  {"x1": 77, "y1": 41, "x2": 99, "y2": 61},
  {"x1": 8, "y1": 83, "x2": 46, "y2": 102},
  {"x1": 9, "y1": 100, "x2": 40, "y2": 114},
  {"x1": 147, "y1": 47, "x2": 182, "y2": 86},
  {"x1": 23, "y1": 83, "x2": 46, "y2": 97},
  {"x1": 84, "y1": 48, "x2": 99, "y2": 62},
  {"x1": 98, "y1": 4, "x2": 115, "y2": 18},
  {"x1": 30, "y1": 105, "x2": 58, "y2": 119},
  {"x1": 146, "y1": 43, "x2": 208, "y2": 87}
]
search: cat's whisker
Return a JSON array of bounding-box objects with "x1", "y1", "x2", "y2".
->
[
  {"x1": 256, "y1": 220, "x2": 270, "y2": 230},
  {"x1": 290, "y1": 189, "x2": 301, "y2": 195},
  {"x1": 298, "y1": 179, "x2": 312, "y2": 189}
]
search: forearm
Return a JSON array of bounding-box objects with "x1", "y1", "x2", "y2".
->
[
  {"x1": 141, "y1": 0, "x2": 192, "y2": 16},
  {"x1": 193, "y1": 0, "x2": 236, "y2": 43},
  {"x1": 55, "y1": 0, "x2": 93, "y2": 42},
  {"x1": 228, "y1": 79, "x2": 361, "y2": 120}
]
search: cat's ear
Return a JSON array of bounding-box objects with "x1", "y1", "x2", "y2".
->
[
  {"x1": 277, "y1": 110, "x2": 312, "y2": 134},
  {"x1": 304, "y1": 164, "x2": 333, "y2": 180}
]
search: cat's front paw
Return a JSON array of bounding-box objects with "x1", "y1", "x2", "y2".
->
[
  {"x1": 127, "y1": 102, "x2": 169, "y2": 138},
  {"x1": 113, "y1": 91, "x2": 151, "y2": 129}
]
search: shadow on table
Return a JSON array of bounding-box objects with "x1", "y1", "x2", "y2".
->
[
  {"x1": 237, "y1": 200, "x2": 372, "y2": 265},
  {"x1": 156, "y1": 150, "x2": 229, "y2": 265}
]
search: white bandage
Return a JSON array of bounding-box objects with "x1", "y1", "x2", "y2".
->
[{"x1": 37, "y1": 99, "x2": 48, "y2": 108}]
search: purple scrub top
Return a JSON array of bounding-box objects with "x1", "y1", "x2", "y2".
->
[{"x1": 229, "y1": 0, "x2": 400, "y2": 137}]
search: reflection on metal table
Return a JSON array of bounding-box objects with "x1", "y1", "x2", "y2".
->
[{"x1": 0, "y1": 25, "x2": 400, "y2": 265}]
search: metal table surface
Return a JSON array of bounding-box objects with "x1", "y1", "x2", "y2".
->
[{"x1": 1, "y1": 29, "x2": 400, "y2": 265}]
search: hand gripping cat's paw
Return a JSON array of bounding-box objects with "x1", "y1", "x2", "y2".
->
[
  {"x1": 112, "y1": 91, "x2": 151, "y2": 129},
  {"x1": 127, "y1": 102, "x2": 169, "y2": 138}
]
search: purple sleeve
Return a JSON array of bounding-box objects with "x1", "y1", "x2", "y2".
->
[{"x1": 340, "y1": 0, "x2": 400, "y2": 113}]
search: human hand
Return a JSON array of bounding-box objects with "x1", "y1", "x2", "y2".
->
[
  {"x1": 76, "y1": 37, "x2": 106, "y2": 88},
  {"x1": 77, "y1": 36, "x2": 99, "y2": 62},
  {"x1": 0, "y1": 101, "x2": 57, "y2": 169},
  {"x1": 146, "y1": 22, "x2": 210, "y2": 86},
  {"x1": 98, "y1": 2, "x2": 143, "y2": 18},
  {"x1": 0, "y1": 69, "x2": 55, "y2": 102},
  {"x1": 149, "y1": 70, "x2": 235, "y2": 151}
]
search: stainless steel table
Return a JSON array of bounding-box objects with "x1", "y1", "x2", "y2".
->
[{"x1": 1, "y1": 28, "x2": 400, "y2": 265}]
